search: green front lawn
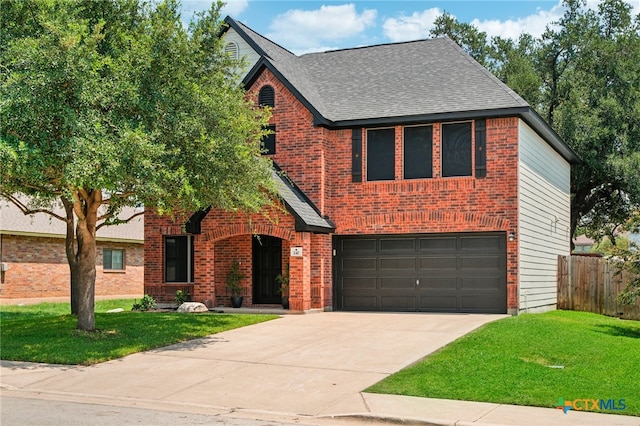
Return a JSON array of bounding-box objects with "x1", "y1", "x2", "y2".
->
[
  {"x1": 367, "y1": 310, "x2": 640, "y2": 416},
  {"x1": 0, "y1": 299, "x2": 277, "y2": 365}
]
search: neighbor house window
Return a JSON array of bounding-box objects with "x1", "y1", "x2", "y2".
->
[
  {"x1": 261, "y1": 124, "x2": 276, "y2": 155},
  {"x1": 404, "y1": 125, "x2": 433, "y2": 179},
  {"x1": 367, "y1": 128, "x2": 395, "y2": 181},
  {"x1": 165, "y1": 236, "x2": 193, "y2": 283},
  {"x1": 258, "y1": 85, "x2": 275, "y2": 107},
  {"x1": 442, "y1": 122, "x2": 472, "y2": 177},
  {"x1": 103, "y1": 249, "x2": 124, "y2": 270}
]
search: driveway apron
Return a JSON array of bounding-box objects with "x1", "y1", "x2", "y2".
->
[{"x1": 0, "y1": 312, "x2": 505, "y2": 417}]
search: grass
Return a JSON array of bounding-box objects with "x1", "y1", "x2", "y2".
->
[
  {"x1": 0, "y1": 299, "x2": 277, "y2": 365},
  {"x1": 367, "y1": 310, "x2": 640, "y2": 416}
]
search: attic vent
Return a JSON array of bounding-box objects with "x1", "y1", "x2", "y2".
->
[
  {"x1": 259, "y1": 85, "x2": 275, "y2": 107},
  {"x1": 224, "y1": 42, "x2": 239, "y2": 60}
]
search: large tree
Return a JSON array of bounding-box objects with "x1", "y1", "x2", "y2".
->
[
  {"x1": 0, "y1": 0, "x2": 274, "y2": 331},
  {"x1": 431, "y1": 0, "x2": 640, "y2": 245}
]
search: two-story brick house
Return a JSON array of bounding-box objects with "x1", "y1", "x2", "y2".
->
[{"x1": 144, "y1": 17, "x2": 579, "y2": 314}]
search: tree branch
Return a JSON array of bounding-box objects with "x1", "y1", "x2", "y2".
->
[
  {"x1": 96, "y1": 210, "x2": 144, "y2": 231},
  {"x1": 0, "y1": 193, "x2": 68, "y2": 222}
]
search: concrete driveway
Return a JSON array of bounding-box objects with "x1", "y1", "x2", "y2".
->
[{"x1": 0, "y1": 312, "x2": 505, "y2": 419}]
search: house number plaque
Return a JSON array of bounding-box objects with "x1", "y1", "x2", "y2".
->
[{"x1": 290, "y1": 247, "x2": 303, "y2": 257}]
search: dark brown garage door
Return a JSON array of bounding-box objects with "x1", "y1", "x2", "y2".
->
[{"x1": 334, "y1": 233, "x2": 507, "y2": 313}]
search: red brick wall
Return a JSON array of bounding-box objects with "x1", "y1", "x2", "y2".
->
[
  {"x1": 0, "y1": 234, "x2": 143, "y2": 299},
  {"x1": 145, "y1": 69, "x2": 521, "y2": 311}
]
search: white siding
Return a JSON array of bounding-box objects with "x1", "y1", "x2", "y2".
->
[
  {"x1": 518, "y1": 120, "x2": 571, "y2": 313},
  {"x1": 222, "y1": 28, "x2": 261, "y2": 80}
]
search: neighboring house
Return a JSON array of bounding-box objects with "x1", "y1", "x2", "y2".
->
[
  {"x1": 144, "y1": 17, "x2": 579, "y2": 314},
  {"x1": 0, "y1": 198, "x2": 144, "y2": 301},
  {"x1": 572, "y1": 235, "x2": 596, "y2": 254}
]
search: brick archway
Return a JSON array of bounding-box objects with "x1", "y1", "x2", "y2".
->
[{"x1": 202, "y1": 223, "x2": 295, "y2": 243}]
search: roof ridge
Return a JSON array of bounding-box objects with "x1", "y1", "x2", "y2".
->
[{"x1": 301, "y1": 37, "x2": 439, "y2": 57}]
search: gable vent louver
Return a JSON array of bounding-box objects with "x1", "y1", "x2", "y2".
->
[
  {"x1": 224, "y1": 42, "x2": 239, "y2": 60},
  {"x1": 259, "y1": 85, "x2": 275, "y2": 107}
]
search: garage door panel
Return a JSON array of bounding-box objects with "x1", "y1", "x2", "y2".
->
[
  {"x1": 336, "y1": 233, "x2": 507, "y2": 313},
  {"x1": 461, "y1": 294, "x2": 504, "y2": 312},
  {"x1": 419, "y1": 277, "x2": 457, "y2": 288},
  {"x1": 343, "y1": 258, "x2": 377, "y2": 270},
  {"x1": 380, "y1": 238, "x2": 415, "y2": 251},
  {"x1": 418, "y1": 296, "x2": 458, "y2": 311},
  {"x1": 380, "y1": 277, "x2": 415, "y2": 289},
  {"x1": 381, "y1": 296, "x2": 416, "y2": 310},
  {"x1": 460, "y1": 235, "x2": 504, "y2": 252},
  {"x1": 342, "y1": 296, "x2": 377, "y2": 310},
  {"x1": 418, "y1": 237, "x2": 457, "y2": 252},
  {"x1": 419, "y1": 257, "x2": 457, "y2": 269},
  {"x1": 460, "y1": 276, "x2": 504, "y2": 290},
  {"x1": 380, "y1": 257, "x2": 415, "y2": 270},
  {"x1": 341, "y1": 239, "x2": 377, "y2": 252},
  {"x1": 341, "y1": 277, "x2": 377, "y2": 289},
  {"x1": 460, "y1": 255, "x2": 504, "y2": 270}
]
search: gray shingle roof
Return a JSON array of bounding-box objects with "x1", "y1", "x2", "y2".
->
[
  {"x1": 227, "y1": 17, "x2": 578, "y2": 163},
  {"x1": 233, "y1": 19, "x2": 526, "y2": 123},
  {"x1": 271, "y1": 168, "x2": 334, "y2": 234},
  {"x1": 0, "y1": 197, "x2": 143, "y2": 242}
]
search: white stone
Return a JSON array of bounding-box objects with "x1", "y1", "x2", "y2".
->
[
  {"x1": 177, "y1": 302, "x2": 208, "y2": 313},
  {"x1": 106, "y1": 308, "x2": 124, "y2": 313}
]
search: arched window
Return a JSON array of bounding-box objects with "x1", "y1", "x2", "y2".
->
[
  {"x1": 258, "y1": 85, "x2": 275, "y2": 107},
  {"x1": 224, "y1": 42, "x2": 239, "y2": 60}
]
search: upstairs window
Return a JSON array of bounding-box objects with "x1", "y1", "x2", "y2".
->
[
  {"x1": 261, "y1": 125, "x2": 276, "y2": 155},
  {"x1": 165, "y1": 236, "x2": 193, "y2": 283},
  {"x1": 258, "y1": 85, "x2": 275, "y2": 107},
  {"x1": 367, "y1": 128, "x2": 395, "y2": 181},
  {"x1": 103, "y1": 249, "x2": 124, "y2": 270},
  {"x1": 442, "y1": 122, "x2": 472, "y2": 177},
  {"x1": 404, "y1": 125, "x2": 433, "y2": 179}
]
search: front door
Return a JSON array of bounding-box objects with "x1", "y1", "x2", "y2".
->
[{"x1": 253, "y1": 235, "x2": 282, "y2": 304}]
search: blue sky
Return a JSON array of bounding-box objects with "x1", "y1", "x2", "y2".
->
[{"x1": 181, "y1": 0, "x2": 639, "y2": 54}]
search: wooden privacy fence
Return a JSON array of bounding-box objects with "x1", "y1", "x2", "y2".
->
[{"x1": 557, "y1": 255, "x2": 640, "y2": 320}]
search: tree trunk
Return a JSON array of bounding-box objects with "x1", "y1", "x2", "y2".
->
[
  {"x1": 63, "y1": 190, "x2": 101, "y2": 331},
  {"x1": 75, "y1": 223, "x2": 97, "y2": 331}
]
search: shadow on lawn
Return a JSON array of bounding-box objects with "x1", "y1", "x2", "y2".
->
[{"x1": 594, "y1": 324, "x2": 640, "y2": 339}]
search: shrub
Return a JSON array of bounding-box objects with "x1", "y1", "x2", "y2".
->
[{"x1": 132, "y1": 294, "x2": 157, "y2": 311}]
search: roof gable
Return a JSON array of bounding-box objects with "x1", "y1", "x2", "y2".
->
[{"x1": 224, "y1": 17, "x2": 578, "y2": 163}]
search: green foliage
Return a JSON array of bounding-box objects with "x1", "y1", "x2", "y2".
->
[
  {"x1": 275, "y1": 264, "x2": 290, "y2": 296},
  {"x1": 131, "y1": 294, "x2": 157, "y2": 311},
  {"x1": 367, "y1": 310, "x2": 640, "y2": 416},
  {"x1": 431, "y1": 0, "x2": 640, "y2": 242},
  {"x1": 174, "y1": 289, "x2": 190, "y2": 305},
  {"x1": 0, "y1": 0, "x2": 275, "y2": 330},
  {"x1": 225, "y1": 261, "x2": 245, "y2": 296},
  {"x1": 0, "y1": 300, "x2": 277, "y2": 365}
]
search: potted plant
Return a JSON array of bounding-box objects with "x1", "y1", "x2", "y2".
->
[
  {"x1": 275, "y1": 264, "x2": 290, "y2": 309},
  {"x1": 226, "y1": 261, "x2": 245, "y2": 308}
]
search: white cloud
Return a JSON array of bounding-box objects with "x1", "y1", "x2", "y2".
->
[
  {"x1": 472, "y1": 3, "x2": 565, "y2": 39},
  {"x1": 221, "y1": 0, "x2": 249, "y2": 17},
  {"x1": 382, "y1": 8, "x2": 442, "y2": 42},
  {"x1": 266, "y1": 4, "x2": 377, "y2": 54}
]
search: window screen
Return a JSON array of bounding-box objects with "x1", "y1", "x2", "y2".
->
[
  {"x1": 103, "y1": 249, "x2": 124, "y2": 270},
  {"x1": 404, "y1": 126, "x2": 433, "y2": 179},
  {"x1": 442, "y1": 122, "x2": 472, "y2": 177},
  {"x1": 366, "y1": 128, "x2": 395, "y2": 181},
  {"x1": 261, "y1": 125, "x2": 276, "y2": 155},
  {"x1": 165, "y1": 236, "x2": 193, "y2": 283}
]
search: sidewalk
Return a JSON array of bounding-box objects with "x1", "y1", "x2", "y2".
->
[{"x1": 1, "y1": 312, "x2": 638, "y2": 426}]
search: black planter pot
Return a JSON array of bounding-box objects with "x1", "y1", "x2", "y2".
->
[
  {"x1": 281, "y1": 296, "x2": 289, "y2": 310},
  {"x1": 231, "y1": 295, "x2": 243, "y2": 308}
]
